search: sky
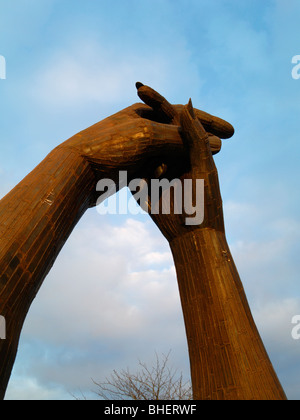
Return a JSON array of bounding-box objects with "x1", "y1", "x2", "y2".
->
[{"x1": 0, "y1": 0, "x2": 300, "y2": 400}]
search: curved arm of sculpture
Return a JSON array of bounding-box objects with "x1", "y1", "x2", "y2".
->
[
  {"x1": 0, "y1": 147, "x2": 95, "y2": 399},
  {"x1": 0, "y1": 105, "x2": 182, "y2": 398}
]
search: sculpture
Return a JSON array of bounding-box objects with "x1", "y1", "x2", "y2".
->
[{"x1": 0, "y1": 83, "x2": 287, "y2": 400}]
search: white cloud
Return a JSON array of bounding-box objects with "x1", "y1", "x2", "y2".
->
[
  {"x1": 252, "y1": 297, "x2": 300, "y2": 400},
  {"x1": 254, "y1": 298, "x2": 300, "y2": 346},
  {"x1": 7, "y1": 215, "x2": 187, "y2": 399},
  {"x1": 222, "y1": 197, "x2": 300, "y2": 398},
  {"x1": 224, "y1": 198, "x2": 300, "y2": 294},
  {"x1": 22, "y1": 216, "x2": 180, "y2": 341}
]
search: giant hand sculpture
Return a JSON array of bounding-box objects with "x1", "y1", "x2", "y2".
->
[{"x1": 0, "y1": 83, "x2": 286, "y2": 400}]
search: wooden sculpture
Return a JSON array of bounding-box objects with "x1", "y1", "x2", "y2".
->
[{"x1": 0, "y1": 83, "x2": 287, "y2": 400}]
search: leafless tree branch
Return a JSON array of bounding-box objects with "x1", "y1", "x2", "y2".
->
[{"x1": 92, "y1": 351, "x2": 192, "y2": 400}]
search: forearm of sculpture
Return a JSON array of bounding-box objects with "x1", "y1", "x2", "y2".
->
[
  {"x1": 169, "y1": 228, "x2": 287, "y2": 400},
  {"x1": 0, "y1": 146, "x2": 96, "y2": 399}
]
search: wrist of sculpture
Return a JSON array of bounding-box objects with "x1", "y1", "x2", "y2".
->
[{"x1": 27, "y1": 145, "x2": 97, "y2": 211}]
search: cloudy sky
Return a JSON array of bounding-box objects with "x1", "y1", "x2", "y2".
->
[{"x1": 1, "y1": 0, "x2": 300, "y2": 400}]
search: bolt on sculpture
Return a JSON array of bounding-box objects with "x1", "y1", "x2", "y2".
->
[{"x1": 0, "y1": 83, "x2": 287, "y2": 400}]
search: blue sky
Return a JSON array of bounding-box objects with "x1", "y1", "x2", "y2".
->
[{"x1": 1, "y1": 0, "x2": 300, "y2": 400}]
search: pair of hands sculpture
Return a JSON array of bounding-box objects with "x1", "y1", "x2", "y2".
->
[
  {"x1": 0, "y1": 83, "x2": 287, "y2": 400},
  {"x1": 61, "y1": 83, "x2": 232, "y2": 237}
]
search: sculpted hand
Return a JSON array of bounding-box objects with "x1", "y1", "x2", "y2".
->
[
  {"x1": 59, "y1": 102, "x2": 182, "y2": 184},
  {"x1": 133, "y1": 84, "x2": 234, "y2": 241},
  {"x1": 58, "y1": 84, "x2": 233, "y2": 206}
]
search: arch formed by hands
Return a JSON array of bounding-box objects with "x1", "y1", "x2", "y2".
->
[{"x1": 0, "y1": 84, "x2": 286, "y2": 400}]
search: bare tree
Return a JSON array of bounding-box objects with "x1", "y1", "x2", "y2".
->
[{"x1": 93, "y1": 352, "x2": 192, "y2": 400}]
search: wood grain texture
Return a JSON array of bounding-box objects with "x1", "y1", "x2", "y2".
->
[
  {"x1": 170, "y1": 107, "x2": 286, "y2": 400},
  {"x1": 142, "y1": 99, "x2": 287, "y2": 400},
  {"x1": 170, "y1": 229, "x2": 287, "y2": 400},
  {"x1": 0, "y1": 147, "x2": 95, "y2": 399}
]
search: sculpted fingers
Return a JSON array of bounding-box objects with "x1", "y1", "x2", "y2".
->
[
  {"x1": 135, "y1": 83, "x2": 228, "y2": 155},
  {"x1": 174, "y1": 105, "x2": 234, "y2": 140},
  {"x1": 136, "y1": 83, "x2": 234, "y2": 140},
  {"x1": 207, "y1": 134, "x2": 222, "y2": 155},
  {"x1": 195, "y1": 108, "x2": 234, "y2": 139},
  {"x1": 136, "y1": 82, "x2": 179, "y2": 124},
  {"x1": 180, "y1": 101, "x2": 216, "y2": 171}
]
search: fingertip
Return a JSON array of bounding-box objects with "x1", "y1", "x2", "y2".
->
[
  {"x1": 136, "y1": 82, "x2": 144, "y2": 90},
  {"x1": 187, "y1": 98, "x2": 196, "y2": 120},
  {"x1": 180, "y1": 104, "x2": 207, "y2": 141},
  {"x1": 136, "y1": 84, "x2": 178, "y2": 123},
  {"x1": 193, "y1": 109, "x2": 235, "y2": 139}
]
